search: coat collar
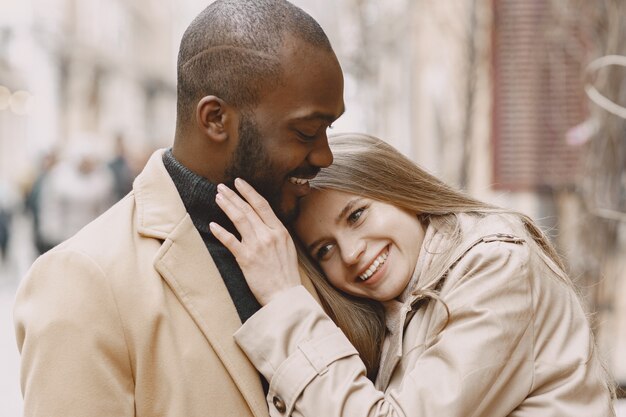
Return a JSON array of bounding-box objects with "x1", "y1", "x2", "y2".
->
[
  {"x1": 133, "y1": 149, "x2": 187, "y2": 240},
  {"x1": 133, "y1": 149, "x2": 268, "y2": 417},
  {"x1": 376, "y1": 213, "x2": 527, "y2": 390}
]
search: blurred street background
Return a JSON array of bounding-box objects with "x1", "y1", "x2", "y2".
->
[{"x1": 1, "y1": 0, "x2": 625, "y2": 415}]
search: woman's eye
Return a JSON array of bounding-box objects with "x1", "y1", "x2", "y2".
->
[
  {"x1": 347, "y1": 207, "x2": 366, "y2": 224},
  {"x1": 315, "y1": 244, "x2": 333, "y2": 260}
]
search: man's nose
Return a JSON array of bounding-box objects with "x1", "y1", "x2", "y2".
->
[{"x1": 308, "y1": 135, "x2": 333, "y2": 168}]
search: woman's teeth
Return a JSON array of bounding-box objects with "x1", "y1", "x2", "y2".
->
[
  {"x1": 359, "y1": 250, "x2": 388, "y2": 281},
  {"x1": 289, "y1": 177, "x2": 309, "y2": 185}
]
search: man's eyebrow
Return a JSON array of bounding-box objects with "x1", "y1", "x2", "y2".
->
[{"x1": 292, "y1": 107, "x2": 345, "y2": 123}]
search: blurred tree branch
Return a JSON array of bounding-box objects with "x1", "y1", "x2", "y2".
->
[{"x1": 553, "y1": 0, "x2": 625, "y2": 360}]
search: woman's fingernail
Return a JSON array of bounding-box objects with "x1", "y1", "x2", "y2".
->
[
  {"x1": 215, "y1": 193, "x2": 223, "y2": 201},
  {"x1": 217, "y1": 183, "x2": 226, "y2": 192}
]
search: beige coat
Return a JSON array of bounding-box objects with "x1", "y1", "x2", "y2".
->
[
  {"x1": 14, "y1": 149, "x2": 309, "y2": 417},
  {"x1": 234, "y1": 213, "x2": 614, "y2": 416}
]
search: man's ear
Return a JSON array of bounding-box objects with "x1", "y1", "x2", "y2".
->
[{"x1": 196, "y1": 96, "x2": 234, "y2": 143}]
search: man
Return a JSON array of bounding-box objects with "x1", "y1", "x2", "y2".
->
[{"x1": 13, "y1": 1, "x2": 344, "y2": 416}]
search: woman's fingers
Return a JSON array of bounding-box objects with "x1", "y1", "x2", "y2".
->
[
  {"x1": 215, "y1": 186, "x2": 257, "y2": 237},
  {"x1": 212, "y1": 180, "x2": 301, "y2": 306},
  {"x1": 234, "y1": 178, "x2": 282, "y2": 229},
  {"x1": 209, "y1": 221, "x2": 243, "y2": 258}
]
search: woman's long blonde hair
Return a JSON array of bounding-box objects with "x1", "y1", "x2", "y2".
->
[{"x1": 294, "y1": 133, "x2": 571, "y2": 380}]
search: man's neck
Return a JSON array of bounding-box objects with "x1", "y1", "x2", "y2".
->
[{"x1": 162, "y1": 149, "x2": 237, "y2": 239}]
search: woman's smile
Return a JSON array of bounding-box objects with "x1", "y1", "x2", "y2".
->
[{"x1": 359, "y1": 247, "x2": 389, "y2": 281}]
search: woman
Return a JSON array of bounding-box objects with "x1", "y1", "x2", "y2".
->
[{"x1": 210, "y1": 133, "x2": 615, "y2": 416}]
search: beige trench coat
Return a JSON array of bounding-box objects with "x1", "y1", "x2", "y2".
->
[
  {"x1": 234, "y1": 213, "x2": 614, "y2": 417},
  {"x1": 14, "y1": 149, "x2": 318, "y2": 417}
]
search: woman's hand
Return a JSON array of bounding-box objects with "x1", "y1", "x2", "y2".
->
[{"x1": 209, "y1": 178, "x2": 300, "y2": 305}]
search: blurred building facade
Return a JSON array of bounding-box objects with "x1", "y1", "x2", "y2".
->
[
  {"x1": 1, "y1": 0, "x2": 624, "y2": 395},
  {"x1": 0, "y1": 0, "x2": 211, "y2": 187}
]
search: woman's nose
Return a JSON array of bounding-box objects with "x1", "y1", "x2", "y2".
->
[{"x1": 340, "y1": 238, "x2": 365, "y2": 266}]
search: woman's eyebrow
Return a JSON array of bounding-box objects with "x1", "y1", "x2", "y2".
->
[
  {"x1": 335, "y1": 198, "x2": 362, "y2": 224},
  {"x1": 307, "y1": 238, "x2": 323, "y2": 254},
  {"x1": 306, "y1": 198, "x2": 364, "y2": 253}
]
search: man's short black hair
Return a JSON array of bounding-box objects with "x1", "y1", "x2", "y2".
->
[{"x1": 176, "y1": 0, "x2": 333, "y2": 129}]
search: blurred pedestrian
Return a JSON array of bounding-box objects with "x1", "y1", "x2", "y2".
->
[
  {"x1": 0, "y1": 210, "x2": 9, "y2": 262},
  {"x1": 24, "y1": 150, "x2": 58, "y2": 255},
  {"x1": 37, "y1": 144, "x2": 115, "y2": 251},
  {"x1": 107, "y1": 134, "x2": 134, "y2": 202},
  {"x1": 0, "y1": 179, "x2": 19, "y2": 264},
  {"x1": 0, "y1": 206, "x2": 11, "y2": 263}
]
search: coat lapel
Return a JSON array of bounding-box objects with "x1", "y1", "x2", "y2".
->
[
  {"x1": 155, "y1": 218, "x2": 268, "y2": 417},
  {"x1": 134, "y1": 150, "x2": 267, "y2": 417}
]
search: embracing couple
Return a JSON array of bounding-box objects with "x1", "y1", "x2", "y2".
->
[{"x1": 14, "y1": 1, "x2": 615, "y2": 416}]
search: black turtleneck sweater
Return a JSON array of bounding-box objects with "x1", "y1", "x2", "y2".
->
[{"x1": 162, "y1": 149, "x2": 269, "y2": 393}]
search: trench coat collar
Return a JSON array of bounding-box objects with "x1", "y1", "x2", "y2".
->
[
  {"x1": 132, "y1": 149, "x2": 268, "y2": 417},
  {"x1": 376, "y1": 213, "x2": 527, "y2": 390}
]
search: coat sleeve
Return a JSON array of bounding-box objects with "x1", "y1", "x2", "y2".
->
[
  {"x1": 14, "y1": 249, "x2": 134, "y2": 417},
  {"x1": 234, "y1": 241, "x2": 538, "y2": 417}
]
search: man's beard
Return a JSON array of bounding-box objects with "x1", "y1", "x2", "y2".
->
[{"x1": 224, "y1": 113, "x2": 288, "y2": 220}]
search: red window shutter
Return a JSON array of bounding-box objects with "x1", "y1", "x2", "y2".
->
[{"x1": 492, "y1": 0, "x2": 586, "y2": 190}]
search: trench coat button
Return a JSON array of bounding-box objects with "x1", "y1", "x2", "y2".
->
[{"x1": 272, "y1": 395, "x2": 286, "y2": 413}]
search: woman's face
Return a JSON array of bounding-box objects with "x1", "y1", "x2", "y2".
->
[{"x1": 294, "y1": 189, "x2": 426, "y2": 302}]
